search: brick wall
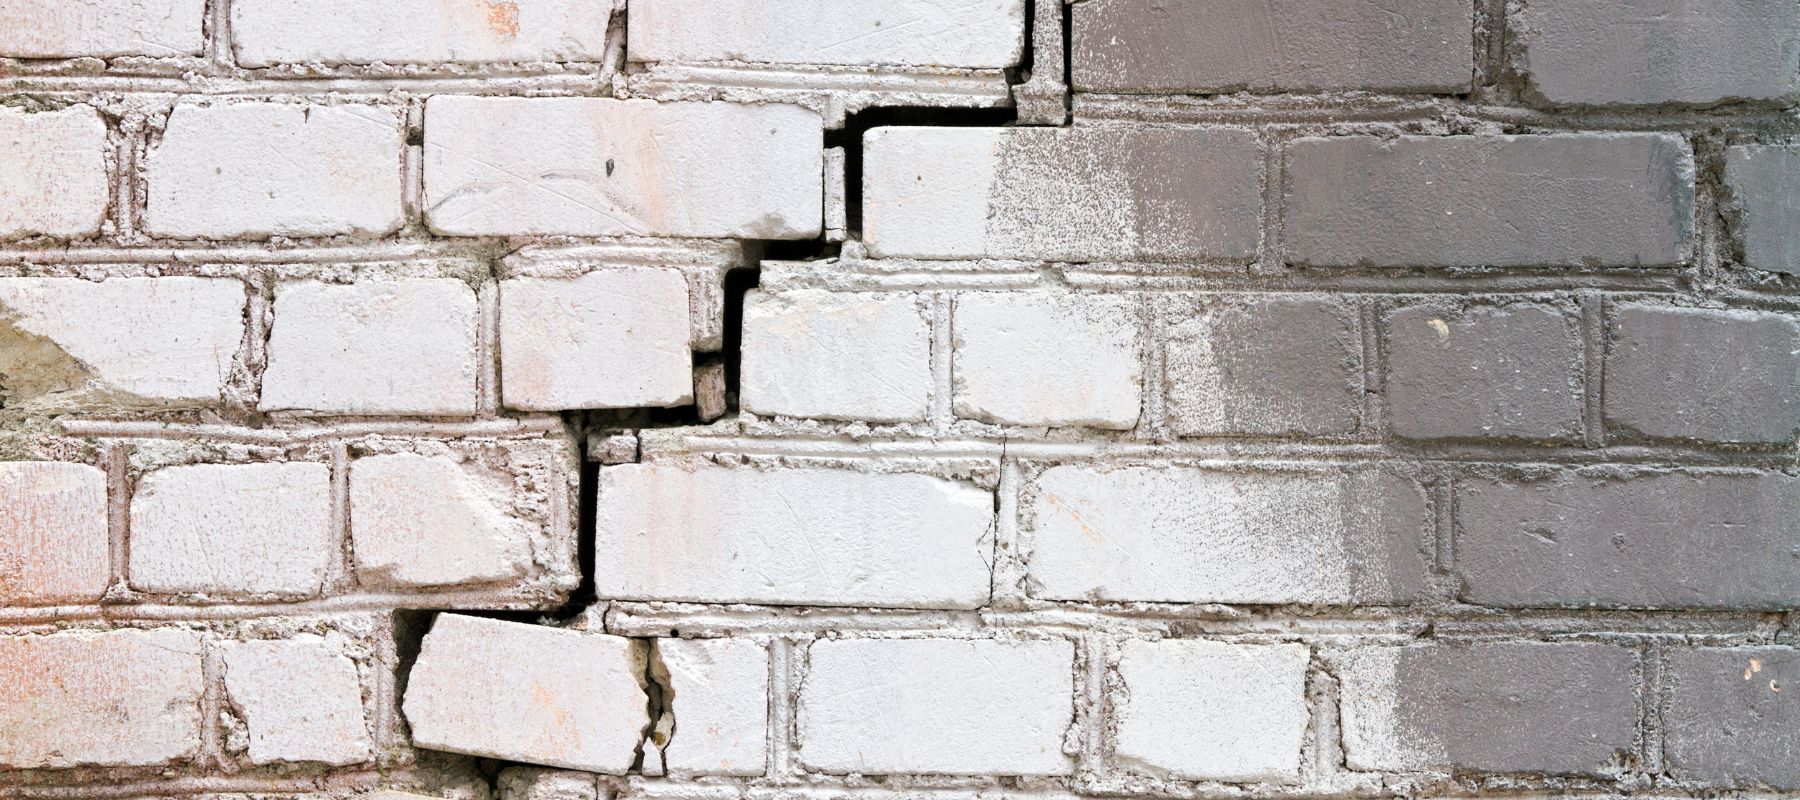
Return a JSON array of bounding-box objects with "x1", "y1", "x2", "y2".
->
[{"x1": 1, "y1": 1, "x2": 1796, "y2": 799}]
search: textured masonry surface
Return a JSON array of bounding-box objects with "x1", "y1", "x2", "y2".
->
[{"x1": 1, "y1": 1, "x2": 1797, "y2": 799}]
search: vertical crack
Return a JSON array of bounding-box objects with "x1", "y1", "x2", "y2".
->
[{"x1": 631, "y1": 638, "x2": 677, "y2": 775}]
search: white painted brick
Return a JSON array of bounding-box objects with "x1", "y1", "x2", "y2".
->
[
  {"x1": 232, "y1": 0, "x2": 610, "y2": 67},
  {"x1": 659, "y1": 638, "x2": 768, "y2": 776},
  {"x1": 145, "y1": 103, "x2": 405, "y2": 239},
  {"x1": 222, "y1": 635, "x2": 373, "y2": 766},
  {"x1": 0, "y1": 0, "x2": 205, "y2": 58},
  {"x1": 0, "y1": 628, "x2": 204, "y2": 769},
  {"x1": 0, "y1": 105, "x2": 110, "y2": 239},
  {"x1": 349, "y1": 453, "x2": 533, "y2": 589},
  {"x1": 0, "y1": 277, "x2": 246, "y2": 405},
  {"x1": 741, "y1": 289, "x2": 931, "y2": 422},
  {"x1": 953, "y1": 293, "x2": 1143, "y2": 429},
  {"x1": 628, "y1": 0, "x2": 1024, "y2": 68},
  {"x1": 0, "y1": 462, "x2": 109, "y2": 605},
  {"x1": 260, "y1": 279, "x2": 478, "y2": 416},
  {"x1": 402, "y1": 615, "x2": 649, "y2": 773},
  {"x1": 1114, "y1": 639, "x2": 1310, "y2": 782},
  {"x1": 128, "y1": 462, "x2": 334, "y2": 597},
  {"x1": 798, "y1": 638, "x2": 1074, "y2": 775},
  {"x1": 424, "y1": 97, "x2": 822, "y2": 239},
  {"x1": 500, "y1": 269, "x2": 693, "y2": 411},
  {"x1": 595, "y1": 464, "x2": 993, "y2": 609}
]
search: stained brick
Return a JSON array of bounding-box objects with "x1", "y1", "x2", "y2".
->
[
  {"x1": 1665, "y1": 647, "x2": 1800, "y2": 787},
  {"x1": 0, "y1": 461, "x2": 109, "y2": 605},
  {"x1": 1164, "y1": 296, "x2": 1363, "y2": 437},
  {"x1": 0, "y1": 628, "x2": 204, "y2": 769}
]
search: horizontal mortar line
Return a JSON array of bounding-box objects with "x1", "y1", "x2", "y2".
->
[
  {"x1": 58, "y1": 416, "x2": 565, "y2": 443},
  {"x1": 1073, "y1": 93, "x2": 1800, "y2": 131},
  {"x1": 0, "y1": 591, "x2": 554, "y2": 625},
  {"x1": 0, "y1": 74, "x2": 610, "y2": 96},
  {"x1": 0, "y1": 771, "x2": 379, "y2": 800},
  {"x1": 632, "y1": 63, "x2": 1012, "y2": 95},
  {"x1": 627, "y1": 778, "x2": 1784, "y2": 800},
  {"x1": 0, "y1": 241, "x2": 486, "y2": 266}
]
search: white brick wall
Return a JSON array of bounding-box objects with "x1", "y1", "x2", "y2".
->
[
  {"x1": 741, "y1": 289, "x2": 932, "y2": 422},
  {"x1": 222, "y1": 635, "x2": 374, "y2": 766},
  {"x1": 500, "y1": 269, "x2": 694, "y2": 411},
  {"x1": 0, "y1": 105, "x2": 111, "y2": 239},
  {"x1": 231, "y1": 0, "x2": 611, "y2": 67},
  {"x1": 0, "y1": 0, "x2": 205, "y2": 58},
  {"x1": 628, "y1": 0, "x2": 1025, "y2": 68},
  {"x1": 260, "y1": 279, "x2": 478, "y2": 415},
  {"x1": 0, "y1": 628, "x2": 204, "y2": 769},
  {"x1": 1113, "y1": 640, "x2": 1311, "y2": 781},
  {"x1": 128, "y1": 462, "x2": 334, "y2": 597},
  {"x1": 0, "y1": 462, "x2": 109, "y2": 605}
]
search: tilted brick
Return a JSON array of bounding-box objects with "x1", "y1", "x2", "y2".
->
[
  {"x1": 0, "y1": 105, "x2": 110, "y2": 239},
  {"x1": 953, "y1": 292, "x2": 1143, "y2": 429},
  {"x1": 1165, "y1": 296, "x2": 1363, "y2": 437},
  {"x1": 500, "y1": 268, "x2": 693, "y2": 412},
  {"x1": 0, "y1": 0, "x2": 205, "y2": 58},
  {"x1": 232, "y1": 0, "x2": 610, "y2": 67},
  {"x1": 628, "y1": 0, "x2": 1024, "y2": 68},
  {"x1": 1604, "y1": 304, "x2": 1800, "y2": 443},
  {"x1": 741, "y1": 289, "x2": 932, "y2": 423},
  {"x1": 128, "y1": 462, "x2": 334, "y2": 597},
  {"x1": 1665, "y1": 647, "x2": 1800, "y2": 787},
  {"x1": 1385, "y1": 304, "x2": 1583, "y2": 442},
  {"x1": 0, "y1": 461, "x2": 108, "y2": 605},
  {"x1": 0, "y1": 628, "x2": 204, "y2": 769},
  {"x1": 1114, "y1": 639, "x2": 1310, "y2": 781},
  {"x1": 1726, "y1": 144, "x2": 1800, "y2": 276}
]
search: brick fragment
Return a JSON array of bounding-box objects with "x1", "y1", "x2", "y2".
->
[
  {"x1": 1114, "y1": 639, "x2": 1310, "y2": 781},
  {"x1": 741, "y1": 289, "x2": 931, "y2": 423},
  {"x1": 129, "y1": 462, "x2": 334, "y2": 597},
  {"x1": 1665, "y1": 647, "x2": 1800, "y2": 787},
  {"x1": 1165, "y1": 296, "x2": 1363, "y2": 436},
  {"x1": 402, "y1": 615, "x2": 649, "y2": 773},
  {"x1": 595, "y1": 464, "x2": 993, "y2": 609},
  {"x1": 349, "y1": 453, "x2": 534, "y2": 589},
  {"x1": 0, "y1": 461, "x2": 109, "y2": 605},
  {"x1": 953, "y1": 293, "x2": 1143, "y2": 429},
  {"x1": 628, "y1": 0, "x2": 1024, "y2": 68},
  {"x1": 145, "y1": 103, "x2": 405, "y2": 239},
  {"x1": 0, "y1": 628, "x2": 204, "y2": 769},
  {"x1": 1026, "y1": 465, "x2": 1426, "y2": 605},
  {"x1": 232, "y1": 0, "x2": 610, "y2": 67},
  {"x1": 1385, "y1": 304, "x2": 1582, "y2": 441},
  {"x1": 658, "y1": 638, "x2": 768, "y2": 776},
  {"x1": 222, "y1": 635, "x2": 373, "y2": 766},
  {"x1": 1605, "y1": 304, "x2": 1800, "y2": 443},
  {"x1": 497, "y1": 767, "x2": 601, "y2": 800},
  {"x1": 1456, "y1": 470, "x2": 1800, "y2": 610},
  {"x1": 425, "y1": 97, "x2": 822, "y2": 239},
  {"x1": 0, "y1": 105, "x2": 110, "y2": 239},
  {"x1": 864, "y1": 126, "x2": 1260, "y2": 262},
  {"x1": 1726, "y1": 144, "x2": 1800, "y2": 276},
  {"x1": 500, "y1": 269, "x2": 693, "y2": 411},
  {"x1": 1073, "y1": 0, "x2": 1472, "y2": 94},
  {"x1": 1338, "y1": 642, "x2": 1637, "y2": 774},
  {"x1": 0, "y1": 0, "x2": 205, "y2": 58},
  {"x1": 798, "y1": 638, "x2": 1074, "y2": 775},
  {"x1": 1285, "y1": 134, "x2": 1694, "y2": 268}
]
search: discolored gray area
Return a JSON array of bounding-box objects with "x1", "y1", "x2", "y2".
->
[
  {"x1": 1664, "y1": 647, "x2": 1800, "y2": 787},
  {"x1": 1165, "y1": 296, "x2": 1363, "y2": 437},
  {"x1": 1605, "y1": 304, "x2": 1800, "y2": 443},
  {"x1": 1385, "y1": 304, "x2": 1582, "y2": 442},
  {"x1": 1725, "y1": 145, "x2": 1800, "y2": 276}
]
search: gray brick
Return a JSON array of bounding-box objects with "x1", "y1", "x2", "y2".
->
[
  {"x1": 1514, "y1": 0, "x2": 1800, "y2": 107},
  {"x1": 1605, "y1": 304, "x2": 1800, "y2": 443},
  {"x1": 1457, "y1": 470, "x2": 1800, "y2": 610},
  {"x1": 1726, "y1": 145, "x2": 1800, "y2": 276},
  {"x1": 1665, "y1": 647, "x2": 1800, "y2": 787},
  {"x1": 1165, "y1": 297, "x2": 1363, "y2": 437},
  {"x1": 1339, "y1": 642, "x2": 1638, "y2": 775},
  {"x1": 1385, "y1": 304, "x2": 1582, "y2": 441},
  {"x1": 1284, "y1": 134, "x2": 1694, "y2": 268},
  {"x1": 1071, "y1": 0, "x2": 1473, "y2": 94}
]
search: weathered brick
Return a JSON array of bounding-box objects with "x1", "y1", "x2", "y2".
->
[
  {"x1": 349, "y1": 453, "x2": 534, "y2": 589},
  {"x1": 0, "y1": 628, "x2": 204, "y2": 769},
  {"x1": 595, "y1": 464, "x2": 993, "y2": 609},
  {"x1": 0, "y1": 105, "x2": 110, "y2": 239},
  {"x1": 497, "y1": 767, "x2": 601, "y2": 800},
  {"x1": 1605, "y1": 304, "x2": 1800, "y2": 443},
  {"x1": 1026, "y1": 465, "x2": 1427, "y2": 605},
  {"x1": 1726, "y1": 144, "x2": 1800, "y2": 275},
  {"x1": 402, "y1": 615, "x2": 649, "y2": 773},
  {"x1": 1285, "y1": 134, "x2": 1694, "y2": 268},
  {"x1": 1165, "y1": 297, "x2": 1363, "y2": 437},
  {"x1": 658, "y1": 638, "x2": 768, "y2": 776},
  {"x1": 741, "y1": 289, "x2": 931, "y2": 423},
  {"x1": 1514, "y1": 0, "x2": 1800, "y2": 107},
  {"x1": 0, "y1": 0, "x2": 204, "y2": 58},
  {"x1": 1114, "y1": 639, "x2": 1310, "y2": 781},
  {"x1": 1456, "y1": 470, "x2": 1800, "y2": 610},
  {"x1": 222, "y1": 635, "x2": 373, "y2": 766},
  {"x1": 129, "y1": 462, "x2": 334, "y2": 597},
  {"x1": 232, "y1": 0, "x2": 610, "y2": 67},
  {"x1": 0, "y1": 462, "x2": 107, "y2": 605},
  {"x1": 145, "y1": 103, "x2": 405, "y2": 239},
  {"x1": 953, "y1": 293, "x2": 1143, "y2": 429},
  {"x1": 425, "y1": 97, "x2": 822, "y2": 239},
  {"x1": 798, "y1": 638, "x2": 1074, "y2": 775},
  {"x1": 864, "y1": 126, "x2": 1260, "y2": 262},
  {"x1": 1338, "y1": 642, "x2": 1637, "y2": 774},
  {"x1": 1665, "y1": 647, "x2": 1800, "y2": 787},
  {"x1": 1385, "y1": 304, "x2": 1583, "y2": 441},
  {"x1": 1073, "y1": 0, "x2": 1472, "y2": 94},
  {"x1": 628, "y1": 0, "x2": 1024, "y2": 68},
  {"x1": 260, "y1": 279, "x2": 478, "y2": 416},
  {"x1": 0, "y1": 277, "x2": 245, "y2": 407},
  {"x1": 500, "y1": 269, "x2": 693, "y2": 411}
]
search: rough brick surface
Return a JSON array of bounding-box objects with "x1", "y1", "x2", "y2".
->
[
  {"x1": 595, "y1": 464, "x2": 994, "y2": 608},
  {"x1": 1514, "y1": 0, "x2": 1800, "y2": 107},
  {"x1": 798, "y1": 638, "x2": 1074, "y2": 775},
  {"x1": 349, "y1": 453, "x2": 533, "y2": 589},
  {"x1": 1114, "y1": 640, "x2": 1310, "y2": 781},
  {"x1": 1456, "y1": 470, "x2": 1800, "y2": 610},
  {"x1": 501, "y1": 269, "x2": 693, "y2": 411},
  {"x1": 742, "y1": 289, "x2": 932, "y2": 423},
  {"x1": 0, "y1": 105, "x2": 111, "y2": 239},
  {"x1": 0, "y1": 0, "x2": 205, "y2": 58},
  {"x1": 260, "y1": 279, "x2": 478, "y2": 415},
  {"x1": 1338, "y1": 642, "x2": 1638, "y2": 774},
  {"x1": 629, "y1": 0, "x2": 1025, "y2": 68},
  {"x1": 1026, "y1": 465, "x2": 1426, "y2": 604},
  {"x1": 864, "y1": 126, "x2": 1260, "y2": 262},
  {"x1": 0, "y1": 628, "x2": 204, "y2": 769},
  {"x1": 1664, "y1": 647, "x2": 1800, "y2": 787},
  {"x1": 128, "y1": 462, "x2": 334, "y2": 597},
  {"x1": 953, "y1": 292, "x2": 1143, "y2": 429},
  {"x1": 222, "y1": 635, "x2": 374, "y2": 766},
  {"x1": 1073, "y1": 0, "x2": 1472, "y2": 94},
  {"x1": 231, "y1": 0, "x2": 611, "y2": 67},
  {"x1": 658, "y1": 638, "x2": 768, "y2": 776},
  {"x1": 1604, "y1": 304, "x2": 1800, "y2": 443},
  {"x1": 1164, "y1": 296, "x2": 1363, "y2": 436},
  {"x1": 1285, "y1": 134, "x2": 1694, "y2": 268},
  {"x1": 1385, "y1": 304, "x2": 1582, "y2": 441},
  {"x1": 0, "y1": 462, "x2": 108, "y2": 605},
  {"x1": 1725, "y1": 144, "x2": 1800, "y2": 275},
  {"x1": 425, "y1": 97, "x2": 822, "y2": 239},
  {"x1": 403, "y1": 615, "x2": 649, "y2": 774},
  {"x1": 145, "y1": 103, "x2": 405, "y2": 239}
]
